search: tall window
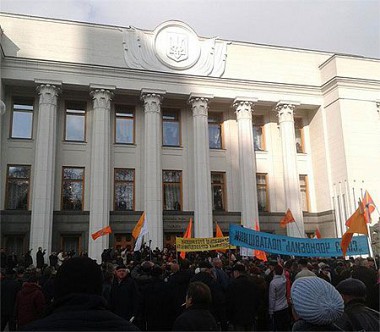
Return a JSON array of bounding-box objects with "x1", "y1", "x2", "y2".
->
[
  {"x1": 5, "y1": 165, "x2": 31, "y2": 210},
  {"x1": 115, "y1": 105, "x2": 134, "y2": 144},
  {"x1": 294, "y1": 118, "x2": 304, "y2": 153},
  {"x1": 211, "y1": 172, "x2": 226, "y2": 211},
  {"x1": 163, "y1": 170, "x2": 182, "y2": 211},
  {"x1": 114, "y1": 169, "x2": 135, "y2": 211},
  {"x1": 208, "y1": 113, "x2": 223, "y2": 149},
  {"x1": 65, "y1": 102, "x2": 86, "y2": 142},
  {"x1": 299, "y1": 174, "x2": 309, "y2": 212},
  {"x1": 253, "y1": 115, "x2": 265, "y2": 151},
  {"x1": 256, "y1": 173, "x2": 269, "y2": 212},
  {"x1": 11, "y1": 100, "x2": 34, "y2": 139},
  {"x1": 62, "y1": 167, "x2": 84, "y2": 210},
  {"x1": 162, "y1": 109, "x2": 180, "y2": 147}
]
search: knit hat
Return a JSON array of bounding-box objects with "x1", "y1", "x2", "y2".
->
[
  {"x1": 54, "y1": 257, "x2": 102, "y2": 299},
  {"x1": 336, "y1": 278, "x2": 367, "y2": 298},
  {"x1": 291, "y1": 277, "x2": 344, "y2": 325}
]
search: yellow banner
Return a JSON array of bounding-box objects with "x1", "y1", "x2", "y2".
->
[{"x1": 176, "y1": 236, "x2": 233, "y2": 252}]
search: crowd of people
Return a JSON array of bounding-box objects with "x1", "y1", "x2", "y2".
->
[{"x1": 1, "y1": 244, "x2": 379, "y2": 331}]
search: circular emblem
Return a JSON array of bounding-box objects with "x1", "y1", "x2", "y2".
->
[{"x1": 154, "y1": 21, "x2": 201, "y2": 70}]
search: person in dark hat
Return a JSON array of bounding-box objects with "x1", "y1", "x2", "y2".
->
[
  {"x1": 173, "y1": 281, "x2": 218, "y2": 331},
  {"x1": 21, "y1": 257, "x2": 139, "y2": 331},
  {"x1": 226, "y1": 263, "x2": 261, "y2": 331},
  {"x1": 335, "y1": 278, "x2": 380, "y2": 331}
]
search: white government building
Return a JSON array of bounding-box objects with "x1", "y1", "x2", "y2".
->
[{"x1": 0, "y1": 13, "x2": 379, "y2": 263}]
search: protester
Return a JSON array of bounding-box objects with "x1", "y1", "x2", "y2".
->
[
  {"x1": 226, "y1": 263, "x2": 260, "y2": 331},
  {"x1": 294, "y1": 258, "x2": 316, "y2": 279},
  {"x1": 22, "y1": 257, "x2": 139, "y2": 331},
  {"x1": 1, "y1": 269, "x2": 21, "y2": 331},
  {"x1": 291, "y1": 276, "x2": 344, "y2": 331},
  {"x1": 335, "y1": 278, "x2": 380, "y2": 331},
  {"x1": 268, "y1": 265, "x2": 291, "y2": 331},
  {"x1": 172, "y1": 281, "x2": 218, "y2": 331},
  {"x1": 24, "y1": 250, "x2": 33, "y2": 268},
  {"x1": 36, "y1": 247, "x2": 46, "y2": 270}
]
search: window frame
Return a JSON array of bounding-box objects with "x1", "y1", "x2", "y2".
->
[
  {"x1": 256, "y1": 173, "x2": 269, "y2": 212},
  {"x1": 299, "y1": 174, "x2": 310, "y2": 212},
  {"x1": 113, "y1": 168, "x2": 135, "y2": 211},
  {"x1": 211, "y1": 172, "x2": 227, "y2": 211},
  {"x1": 294, "y1": 117, "x2": 305, "y2": 153},
  {"x1": 162, "y1": 108, "x2": 181, "y2": 147},
  {"x1": 5, "y1": 164, "x2": 31, "y2": 210},
  {"x1": 114, "y1": 105, "x2": 135, "y2": 145},
  {"x1": 64, "y1": 101, "x2": 87, "y2": 142},
  {"x1": 162, "y1": 170, "x2": 183, "y2": 211},
  {"x1": 10, "y1": 99, "x2": 34, "y2": 139},
  {"x1": 208, "y1": 112, "x2": 224, "y2": 150},
  {"x1": 252, "y1": 115, "x2": 265, "y2": 151},
  {"x1": 61, "y1": 166, "x2": 85, "y2": 211}
]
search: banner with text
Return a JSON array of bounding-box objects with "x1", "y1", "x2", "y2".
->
[
  {"x1": 176, "y1": 236, "x2": 231, "y2": 252},
  {"x1": 229, "y1": 224, "x2": 369, "y2": 257}
]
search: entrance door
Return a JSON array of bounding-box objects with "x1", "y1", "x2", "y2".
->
[
  {"x1": 164, "y1": 233, "x2": 182, "y2": 249},
  {"x1": 3, "y1": 234, "x2": 26, "y2": 257},
  {"x1": 61, "y1": 235, "x2": 81, "y2": 256},
  {"x1": 114, "y1": 233, "x2": 133, "y2": 251}
]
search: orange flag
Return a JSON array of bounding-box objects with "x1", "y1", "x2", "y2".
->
[
  {"x1": 315, "y1": 227, "x2": 322, "y2": 239},
  {"x1": 132, "y1": 212, "x2": 146, "y2": 240},
  {"x1": 341, "y1": 203, "x2": 368, "y2": 256},
  {"x1": 91, "y1": 225, "x2": 112, "y2": 240},
  {"x1": 362, "y1": 190, "x2": 376, "y2": 223},
  {"x1": 254, "y1": 221, "x2": 267, "y2": 262},
  {"x1": 280, "y1": 209, "x2": 295, "y2": 228},
  {"x1": 215, "y1": 222, "x2": 226, "y2": 253},
  {"x1": 180, "y1": 218, "x2": 192, "y2": 260}
]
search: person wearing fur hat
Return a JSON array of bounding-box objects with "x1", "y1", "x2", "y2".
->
[
  {"x1": 21, "y1": 257, "x2": 139, "y2": 331},
  {"x1": 291, "y1": 277, "x2": 344, "y2": 331},
  {"x1": 335, "y1": 278, "x2": 380, "y2": 331}
]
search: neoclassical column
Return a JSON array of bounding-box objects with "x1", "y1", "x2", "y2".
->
[
  {"x1": 30, "y1": 81, "x2": 61, "y2": 256},
  {"x1": 141, "y1": 89, "x2": 166, "y2": 249},
  {"x1": 276, "y1": 101, "x2": 305, "y2": 237},
  {"x1": 233, "y1": 97, "x2": 260, "y2": 229},
  {"x1": 188, "y1": 94, "x2": 213, "y2": 238},
  {"x1": 88, "y1": 85, "x2": 114, "y2": 263}
]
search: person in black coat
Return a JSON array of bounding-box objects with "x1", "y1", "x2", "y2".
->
[
  {"x1": 226, "y1": 263, "x2": 261, "y2": 331},
  {"x1": 24, "y1": 250, "x2": 33, "y2": 268},
  {"x1": 1, "y1": 269, "x2": 21, "y2": 331},
  {"x1": 173, "y1": 281, "x2": 218, "y2": 331},
  {"x1": 36, "y1": 247, "x2": 45, "y2": 270},
  {"x1": 21, "y1": 257, "x2": 139, "y2": 331},
  {"x1": 108, "y1": 264, "x2": 141, "y2": 322}
]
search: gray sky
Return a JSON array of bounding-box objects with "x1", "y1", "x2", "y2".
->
[{"x1": 1, "y1": 0, "x2": 379, "y2": 58}]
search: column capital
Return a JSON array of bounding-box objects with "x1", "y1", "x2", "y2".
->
[
  {"x1": 275, "y1": 101, "x2": 300, "y2": 123},
  {"x1": 188, "y1": 94, "x2": 213, "y2": 117},
  {"x1": 90, "y1": 89, "x2": 114, "y2": 110},
  {"x1": 141, "y1": 89, "x2": 165, "y2": 114},
  {"x1": 36, "y1": 84, "x2": 61, "y2": 106},
  {"x1": 233, "y1": 97, "x2": 258, "y2": 121}
]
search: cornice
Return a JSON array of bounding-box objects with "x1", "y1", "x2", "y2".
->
[
  {"x1": 321, "y1": 76, "x2": 380, "y2": 94},
  {"x1": 1, "y1": 56, "x2": 325, "y2": 98}
]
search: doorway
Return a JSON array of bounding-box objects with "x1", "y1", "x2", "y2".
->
[
  {"x1": 61, "y1": 234, "x2": 81, "y2": 256},
  {"x1": 114, "y1": 233, "x2": 133, "y2": 251}
]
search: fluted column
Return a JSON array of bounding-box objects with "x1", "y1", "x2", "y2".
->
[
  {"x1": 233, "y1": 98, "x2": 259, "y2": 229},
  {"x1": 141, "y1": 89, "x2": 166, "y2": 249},
  {"x1": 30, "y1": 81, "x2": 61, "y2": 256},
  {"x1": 88, "y1": 86, "x2": 114, "y2": 262},
  {"x1": 276, "y1": 101, "x2": 305, "y2": 237},
  {"x1": 188, "y1": 94, "x2": 213, "y2": 238}
]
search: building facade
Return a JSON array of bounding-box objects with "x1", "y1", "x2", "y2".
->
[{"x1": 1, "y1": 14, "x2": 379, "y2": 262}]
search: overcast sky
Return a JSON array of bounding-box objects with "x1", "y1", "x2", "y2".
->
[{"x1": 1, "y1": 0, "x2": 379, "y2": 58}]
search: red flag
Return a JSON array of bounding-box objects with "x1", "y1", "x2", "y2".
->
[
  {"x1": 280, "y1": 209, "x2": 295, "y2": 228},
  {"x1": 91, "y1": 226, "x2": 112, "y2": 240},
  {"x1": 362, "y1": 190, "x2": 376, "y2": 223},
  {"x1": 254, "y1": 221, "x2": 267, "y2": 262},
  {"x1": 341, "y1": 202, "x2": 368, "y2": 256},
  {"x1": 180, "y1": 218, "x2": 192, "y2": 260},
  {"x1": 315, "y1": 227, "x2": 322, "y2": 239}
]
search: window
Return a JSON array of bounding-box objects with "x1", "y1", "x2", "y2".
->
[
  {"x1": 65, "y1": 102, "x2": 86, "y2": 142},
  {"x1": 115, "y1": 105, "x2": 134, "y2": 144},
  {"x1": 208, "y1": 113, "x2": 223, "y2": 149},
  {"x1": 163, "y1": 170, "x2": 182, "y2": 211},
  {"x1": 253, "y1": 115, "x2": 265, "y2": 151},
  {"x1": 114, "y1": 169, "x2": 135, "y2": 211},
  {"x1": 162, "y1": 109, "x2": 180, "y2": 147},
  {"x1": 11, "y1": 100, "x2": 34, "y2": 139},
  {"x1": 294, "y1": 118, "x2": 304, "y2": 153},
  {"x1": 5, "y1": 165, "x2": 31, "y2": 210},
  {"x1": 256, "y1": 173, "x2": 269, "y2": 212},
  {"x1": 211, "y1": 172, "x2": 226, "y2": 211},
  {"x1": 62, "y1": 167, "x2": 85, "y2": 210},
  {"x1": 299, "y1": 174, "x2": 309, "y2": 212}
]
